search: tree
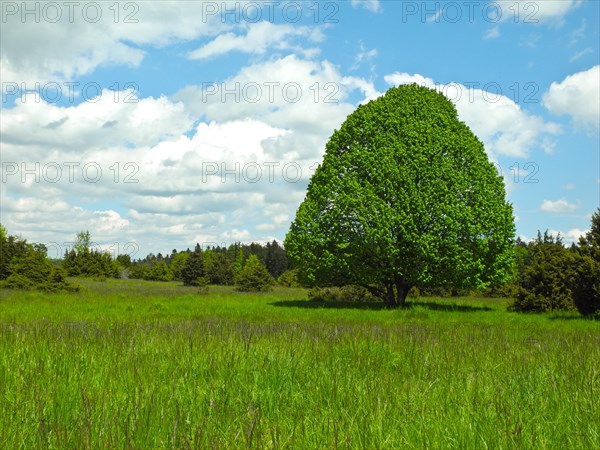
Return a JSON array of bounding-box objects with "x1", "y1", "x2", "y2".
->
[
  {"x1": 169, "y1": 251, "x2": 189, "y2": 281},
  {"x1": 234, "y1": 254, "x2": 276, "y2": 292},
  {"x1": 511, "y1": 231, "x2": 577, "y2": 313},
  {"x1": 181, "y1": 249, "x2": 207, "y2": 286},
  {"x1": 572, "y1": 209, "x2": 600, "y2": 315},
  {"x1": 0, "y1": 225, "x2": 79, "y2": 291},
  {"x1": 285, "y1": 84, "x2": 515, "y2": 307},
  {"x1": 74, "y1": 230, "x2": 92, "y2": 254},
  {"x1": 205, "y1": 251, "x2": 234, "y2": 285},
  {"x1": 144, "y1": 260, "x2": 174, "y2": 282}
]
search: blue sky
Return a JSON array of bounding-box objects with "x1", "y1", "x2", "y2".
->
[{"x1": 1, "y1": 0, "x2": 598, "y2": 259}]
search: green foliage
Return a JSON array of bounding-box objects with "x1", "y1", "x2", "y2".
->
[
  {"x1": 571, "y1": 256, "x2": 600, "y2": 316},
  {"x1": 571, "y1": 209, "x2": 600, "y2": 315},
  {"x1": 277, "y1": 269, "x2": 301, "y2": 287},
  {"x1": 234, "y1": 254, "x2": 275, "y2": 292},
  {"x1": 232, "y1": 248, "x2": 245, "y2": 276},
  {"x1": 63, "y1": 249, "x2": 119, "y2": 279},
  {"x1": 181, "y1": 250, "x2": 206, "y2": 286},
  {"x1": 0, "y1": 225, "x2": 30, "y2": 280},
  {"x1": 205, "y1": 251, "x2": 234, "y2": 285},
  {"x1": 169, "y1": 251, "x2": 189, "y2": 281},
  {"x1": 128, "y1": 263, "x2": 149, "y2": 280},
  {"x1": 0, "y1": 228, "x2": 79, "y2": 292},
  {"x1": 511, "y1": 232, "x2": 576, "y2": 313},
  {"x1": 285, "y1": 84, "x2": 515, "y2": 307},
  {"x1": 74, "y1": 230, "x2": 92, "y2": 254},
  {"x1": 307, "y1": 285, "x2": 379, "y2": 302},
  {"x1": 143, "y1": 260, "x2": 174, "y2": 282},
  {"x1": 116, "y1": 254, "x2": 132, "y2": 269}
]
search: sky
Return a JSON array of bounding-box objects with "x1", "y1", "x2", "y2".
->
[{"x1": 1, "y1": 0, "x2": 598, "y2": 260}]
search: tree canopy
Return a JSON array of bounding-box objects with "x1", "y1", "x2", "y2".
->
[{"x1": 285, "y1": 84, "x2": 515, "y2": 306}]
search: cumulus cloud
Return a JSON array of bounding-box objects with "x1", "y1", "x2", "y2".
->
[
  {"x1": 0, "y1": 2, "x2": 225, "y2": 84},
  {"x1": 188, "y1": 22, "x2": 323, "y2": 60},
  {"x1": 540, "y1": 198, "x2": 580, "y2": 213},
  {"x1": 543, "y1": 65, "x2": 600, "y2": 129}
]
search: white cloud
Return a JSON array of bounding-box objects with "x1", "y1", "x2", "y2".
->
[
  {"x1": 351, "y1": 41, "x2": 378, "y2": 71},
  {"x1": 495, "y1": 1, "x2": 582, "y2": 24},
  {"x1": 0, "y1": 90, "x2": 190, "y2": 153},
  {"x1": 569, "y1": 48, "x2": 593, "y2": 62},
  {"x1": 350, "y1": 0, "x2": 381, "y2": 13},
  {"x1": 188, "y1": 22, "x2": 323, "y2": 60},
  {"x1": 383, "y1": 72, "x2": 561, "y2": 158},
  {"x1": 483, "y1": 27, "x2": 500, "y2": 40},
  {"x1": 540, "y1": 199, "x2": 580, "y2": 213},
  {"x1": 543, "y1": 65, "x2": 600, "y2": 129},
  {"x1": 0, "y1": 2, "x2": 225, "y2": 84}
]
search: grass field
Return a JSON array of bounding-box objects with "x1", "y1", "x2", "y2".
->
[{"x1": 1, "y1": 279, "x2": 598, "y2": 449}]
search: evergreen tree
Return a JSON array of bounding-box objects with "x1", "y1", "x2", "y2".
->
[
  {"x1": 235, "y1": 254, "x2": 276, "y2": 292},
  {"x1": 181, "y1": 250, "x2": 207, "y2": 286}
]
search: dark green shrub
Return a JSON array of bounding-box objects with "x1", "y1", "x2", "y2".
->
[
  {"x1": 182, "y1": 251, "x2": 205, "y2": 286},
  {"x1": 510, "y1": 231, "x2": 576, "y2": 312},
  {"x1": 234, "y1": 255, "x2": 275, "y2": 292},
  {"x1": 307, "y1": 285, "x2": 379, "y2": 302},
  {"x1": 144, "y1": 260, "x2": 173, "y2": 282},
  {"x1": 278, "y1": 269, "x2": 300, "y2": 287}
]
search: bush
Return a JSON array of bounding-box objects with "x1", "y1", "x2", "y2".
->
[
  {"x1": 234, "y1": 255, "x2": 275, "y2": 292},
  {"x1": 307, "y1": 285, "x2": 379, "y2": 302},
  {"x1": 63, "y1": 249, "x2": 119, "y2": 279},
  {"x1": 510, "y1": 232, "x2": 577, "y2": 313},
  {"x1": 483, "y1": 283, "x2": 519, "y2": 298},
  {"x1": 278, "y1": 269, "x2": 300, "y2": 287},
  {"x1": 143, "y1": 260, "x2": 174, "y2": 282},
  {"x1": 2, "y1": 247, "x2": 80, "y2": 292},
  {"x1": 571, "y1": 255, "x2": 600, "y2": 316}
]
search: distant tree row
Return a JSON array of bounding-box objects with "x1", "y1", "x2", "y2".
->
[
  {"x1": 0, "y1": 225, "x2": 79, "y2": 292},
  {"x1": 128, "y1": 241, "x2": 289, "y2": 290},
  {"x1": 1, "y1": 209, "x2": 598, "y2": 314},
  {"x1": 509, "y1": 210, "x2": 600, "y2": 316}
]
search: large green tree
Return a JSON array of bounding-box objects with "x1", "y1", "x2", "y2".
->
[{"x1": 285, "y1": 84, "x2": 515, "y2": 307}]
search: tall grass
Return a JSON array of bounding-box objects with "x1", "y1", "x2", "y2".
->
[{"x1": 0, "y1": 280, "x2": 598, "y2": 448}]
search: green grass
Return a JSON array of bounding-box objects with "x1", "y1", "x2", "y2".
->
[{"x1": 1, "y1": 279, "x2": 598, "y2": 449}]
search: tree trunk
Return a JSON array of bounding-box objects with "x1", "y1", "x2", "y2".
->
[
  {"x1": 385, "y1": 282, "x2": 396, "y2": 307},
  {"x1": 394, "y1": 275, "x2": 411, "y2": 308}
]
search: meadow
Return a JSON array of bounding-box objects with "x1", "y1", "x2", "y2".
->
[{"x1": 1, "y1": 279, "x2": 598, "y2": 449}]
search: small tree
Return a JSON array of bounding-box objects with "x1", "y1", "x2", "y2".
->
[
  {"x1": 206, "y1": 252, "x2": 234, "y2": 285},
  {"x1": 144, "y1": 260, "x2": 174, "y2": 282},
  {"x1": 572, "y1": 209, "x2": 600, "y2": 316},
  {"x1": 511, "y1": 231, "x2": 577, "y2": 312},
  {"x1": 181, "y1": 250, "x2": 207, "y2": 286},
  {"x1": 235, "y1": 254, "x2": 275, "y2": 292},
  {"x1": 170, "y1": 251, "x2": 189, "y2": 281}
]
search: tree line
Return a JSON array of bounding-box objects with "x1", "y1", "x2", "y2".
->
[{"x1": 0, "y1": 214, "x2": 598, "y2": 315}]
